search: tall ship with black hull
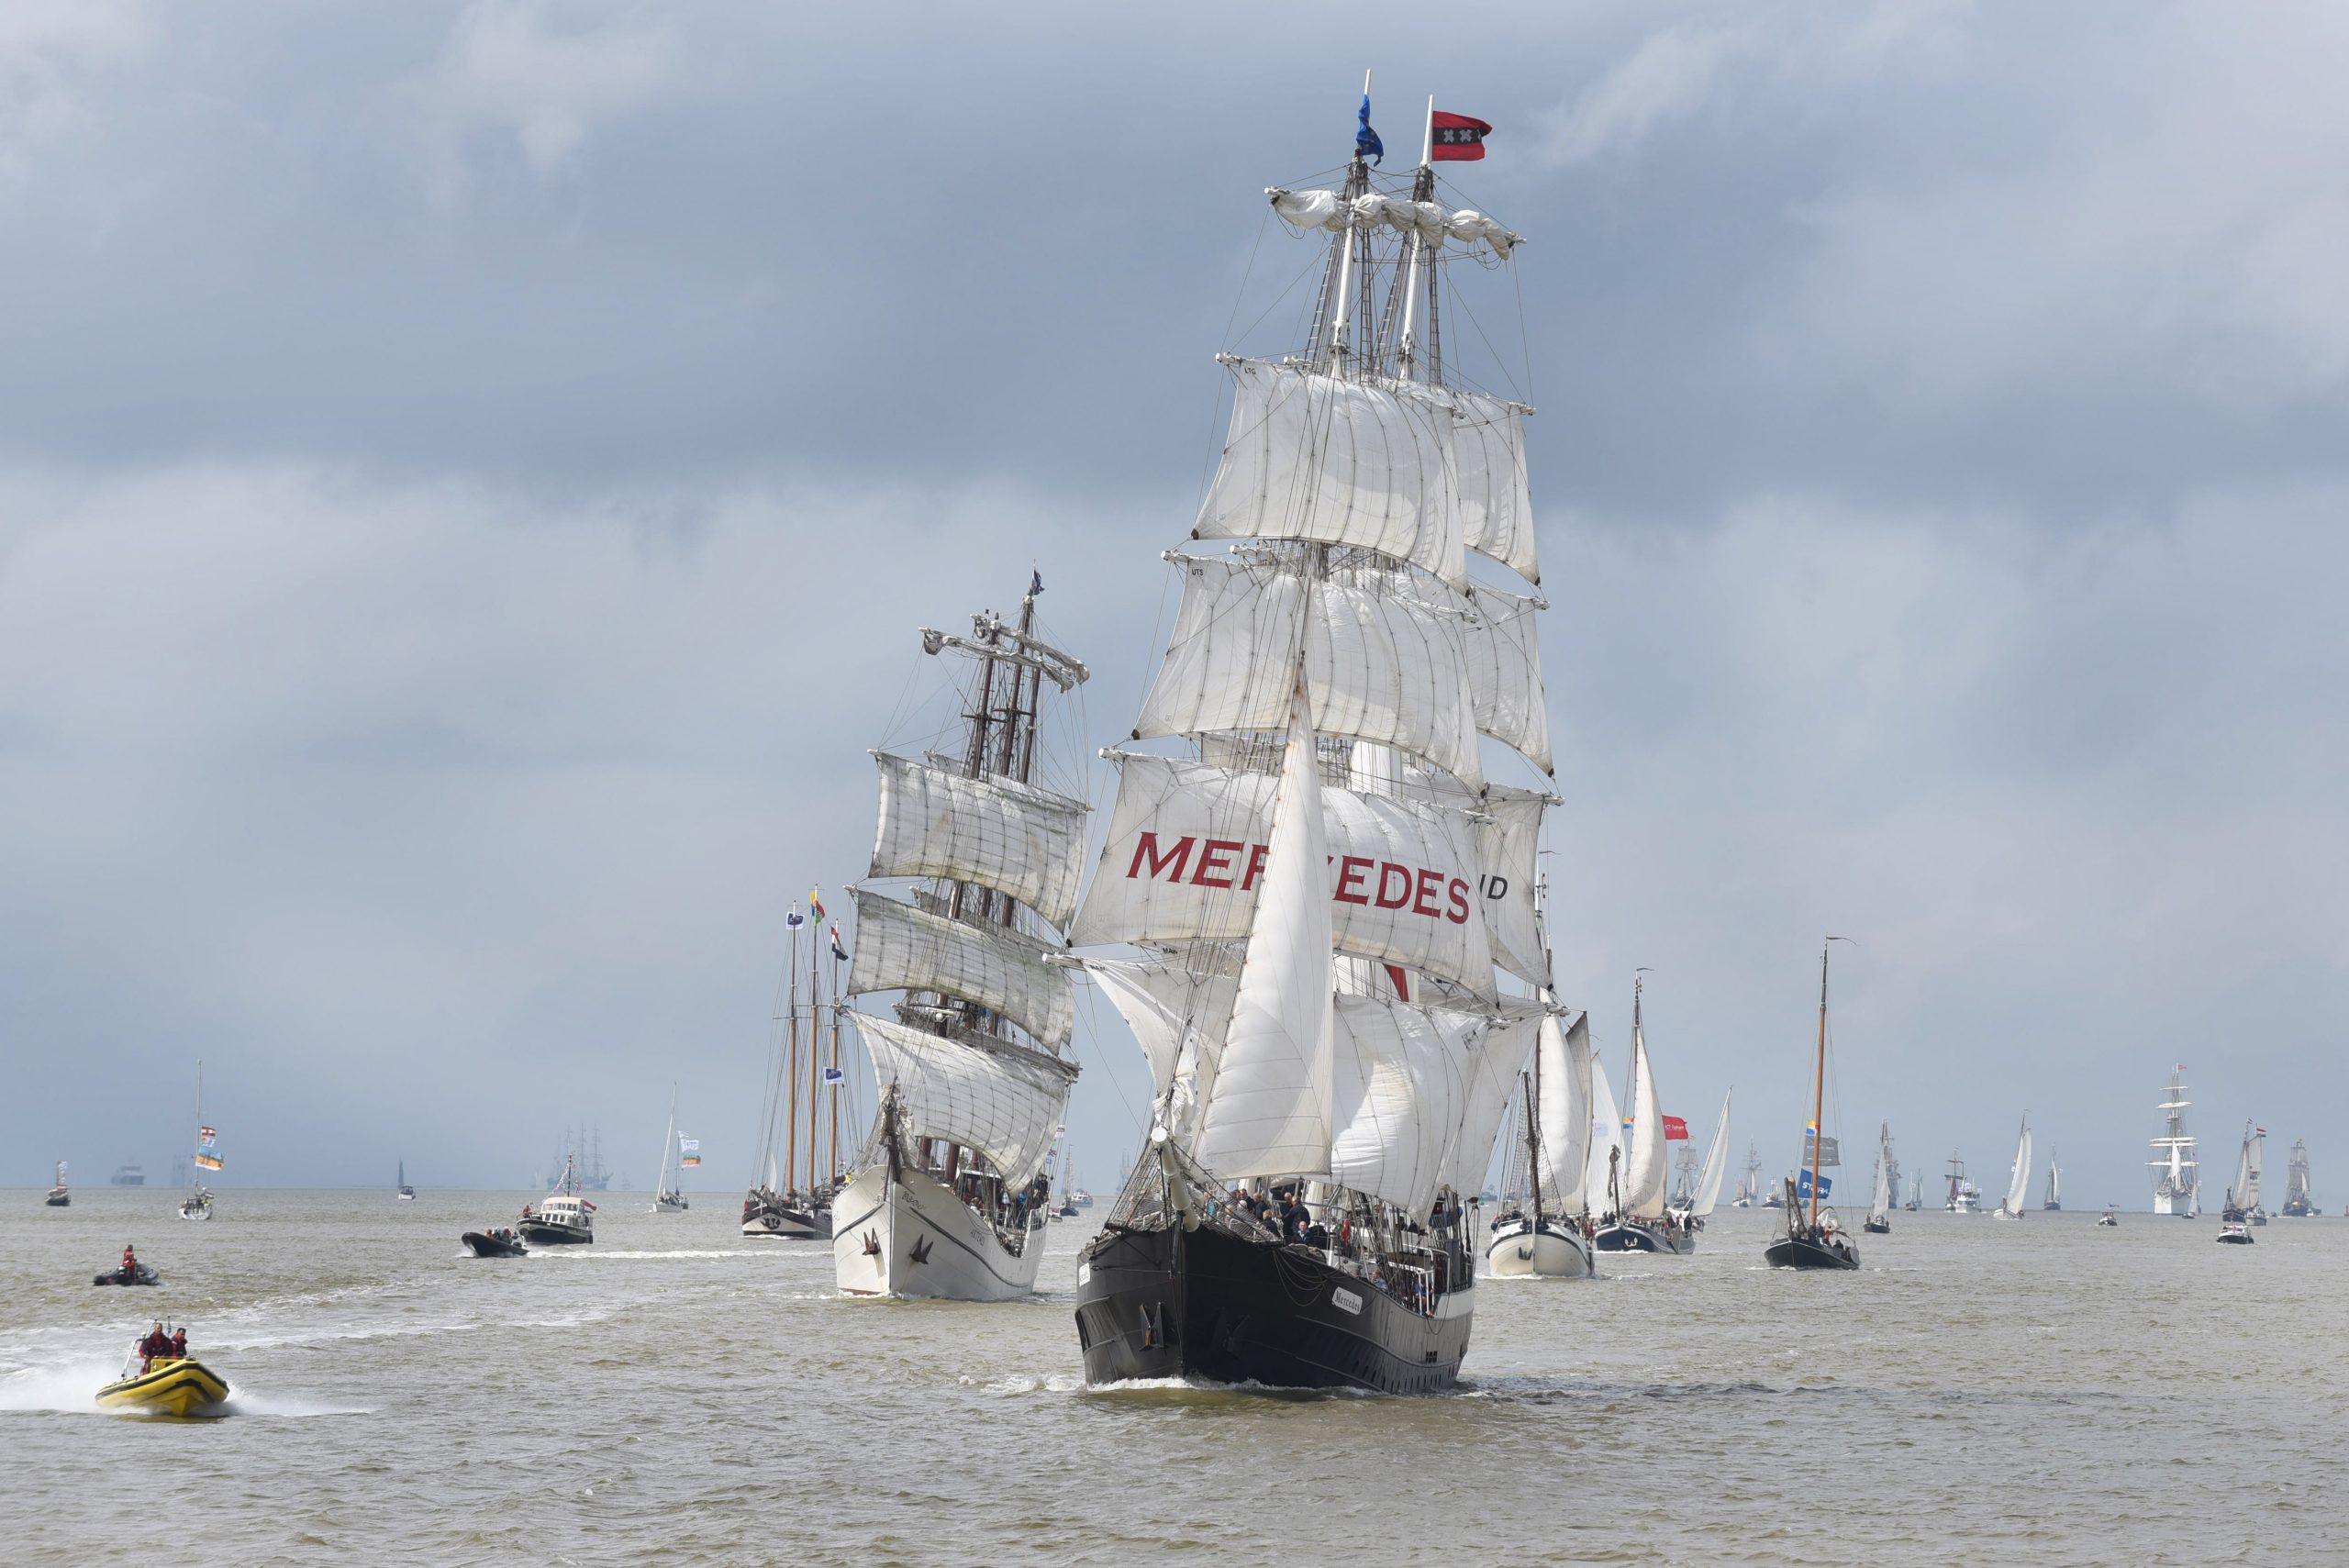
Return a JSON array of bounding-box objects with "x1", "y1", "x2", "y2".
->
[
  {"x1": 1071, "y1": 92, "x2": 1554, "y2": 1393},
  {"x1": 827, "y1": 578, "x2": 1092, "y2": 1300}
]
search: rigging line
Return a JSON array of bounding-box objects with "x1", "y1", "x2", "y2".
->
[
  {"x1": 1445, "y1": 284, "x2": 1528, "y2": 406},
  {"x1": 1513, "y1": 256, "x2": 1533, "y2": 408}
]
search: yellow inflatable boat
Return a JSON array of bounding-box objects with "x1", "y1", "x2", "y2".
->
[{"x1": 96, "y1": 1356, "x2": 231, "y2": 1417}]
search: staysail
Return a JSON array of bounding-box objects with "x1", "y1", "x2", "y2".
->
[
  {"x1": 1689, "y1": 1090, "x2": 1731, "y2": 1218},
  {"x1": 1585, "y1": 1048, "x2": 1623, "y2": 1214},
  {"x1": 1534, "y1": 1011, "x2": 1593, "y2": 1211},
  {"x1": 1620, "y1": 1001, "x2": 1669, "y2": 1220},
  {"x1": 2000, "y1": 1118, "x2": 2033, "y2": 1217}
]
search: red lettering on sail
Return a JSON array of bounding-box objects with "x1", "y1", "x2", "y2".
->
[
  {"x1": 1240, "y1": 842, "x2": 1270, "y2": 892},
  {"x1": 1375, "y1": 862, "x2": 1413, "y2": 909},
  {"x1": 1334, "y1": 856, "x2": 1373, "y2": 904},
  {"x1": 1127, "y1": 833, "x2": 1194, "y2": 882},
  {"x1": 1446, "y1": 878, "x2": 1470, "y2": 924},
  {"x1": 1190, "y1": 840, "x2": 1241, "y2": 888},
  {"x1": 1413, "y1": 869, "x2": 1442, "y2": 917}
]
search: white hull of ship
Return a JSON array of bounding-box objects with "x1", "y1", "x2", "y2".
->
[
  {"x1": 1485, "y1": 1218, "x2": 1593, "y2": 1278},
  {"x1": 830, "y1": 1162, "x2": 1042, "y2": 1302},
  {"x1": 2153, "y1": 1186, "x2": 2199, "y2": 1218}
]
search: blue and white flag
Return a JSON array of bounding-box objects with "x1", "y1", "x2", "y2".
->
[
  {"x1": 822, "y1": 1065, "x2": 845, "y2": 1085},
  {"x1": 785, "y1": 906, "x2": 805, "y2": 929},
  {"x1": 1796, "y1": 1169, "x2": 1832, "y2": 1201},
  {"x1": 1356, "y1": 93, "x2": 1383, "y2": 164}
]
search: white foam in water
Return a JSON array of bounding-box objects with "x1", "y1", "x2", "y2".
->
[{"x1": 0, "y1": 1358, "x2": 127, "y2": 1414}]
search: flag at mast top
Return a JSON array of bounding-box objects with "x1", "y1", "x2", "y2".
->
[
  {"x1": 1355, "y1": 69, "x2": 1382, "y2": 165},
  {"x1": 1431, "y1": 109, "x2": 1492, "y2": 161}
]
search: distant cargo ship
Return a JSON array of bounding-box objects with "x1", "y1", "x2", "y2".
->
[{"x1": 111, "y1": 1163, "x2": 146, "y2": 1186}]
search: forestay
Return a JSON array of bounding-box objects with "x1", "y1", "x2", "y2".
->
[
  {"x1": 1070, "y1": 752, "x2": 1497, "y2": 1001},
  {"x1": 1196, "y1": 360, "x2": 1465, "y2": 588},
  {"x1": 845, "y1": 887, "x2": 1074, "y2": 1050},
  {"x1": 1195, "y1": 689, "x2": 1337, "y2": 1183},
  {"x1": 868, "y1": 752, "x2": 1091, "y2": 933},
  {"x1": 848, "y1": 1011, "x2": 1074, "y2": 1189},
  {"x1": 1133, "y1": 550, "x2": 1482, "y2": 786}
]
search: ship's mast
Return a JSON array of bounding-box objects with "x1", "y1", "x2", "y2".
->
[{"x1": 1808, "y1": 943, "x2": 1830, "y2": 1229}]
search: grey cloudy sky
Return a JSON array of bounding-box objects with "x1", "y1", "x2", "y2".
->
[{"x1": 4, "y1": 1, "x2": 2343, "y2": 1205}]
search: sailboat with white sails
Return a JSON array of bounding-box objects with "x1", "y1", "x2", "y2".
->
[
  {"x1": 1594, "y1": 975, "x2": 1696, "y2": 1254},
  {"x1": 2221, "y1": 1120, "x2": 2266, "y2": 1227},
  {"x1": 1864, "y1": 1121, "x2": 1893, "y2": 1234},
  {"x1": 2042, "y1": 1151, "x2": 2061, "y2": 1211},
  {"x1": 1487, "y1": 1011, "x2": 1595, "y2": 1278},
  {"x1": 1734, "y1": 1142, "x2": 1761, "y2": 1207},
  {"x1": 827, "y1": 575, "x2": 1092, "y2": 1301},
  {"x1": 1992, "y1": 1115, "x2": 2033, "y2": 1220},
  {"x1": 1071, "y1": 90, "x2": 1554, "y2": 1392},
  {"x1": 1764, "y1": 940, "x2": 1859, "y2": 1269},
  {"x1": 2282, "y1": 1139, "x2": 2314, "y2": 1217},
  {"x1": 652, "y1": 1085, "x2": 691, "y2": 1212},
  {"x1": 1667, "y1": 1089, "x2": 1731, "y2": 1248}
]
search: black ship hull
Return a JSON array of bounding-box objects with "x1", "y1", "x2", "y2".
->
[
  {"x1": 516, "y1": 1220, "x2": 591, "y2": 1245},
  {"x1": 1764, "y1": 1231, "x2": 1860, "y2": 1270},
  {"x1": 1074, "y1": 1220, "x2": 1471, "y2": 1395},
  {"x1": 1592, "y1": 1220, "x2": 1691, "y2": 1254},
  {"x1": 462, "y1": 1230, "x2": 529, "y2": 1257},
  {"x1": 1862, "y1": 1218, "x2": 1890, "y2": 1234}
]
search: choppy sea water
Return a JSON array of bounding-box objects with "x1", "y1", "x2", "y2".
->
[{"x1": 4, "y1": 1187, "x2": 2343, "y2": 1566}]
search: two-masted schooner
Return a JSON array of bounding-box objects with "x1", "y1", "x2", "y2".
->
[
  {"x1": 1070, "y1": 94, "x2": 1555, "y2": 1391},
  {"x1": 743, "y1": 908, "x2": 855, "y2": 1239},
  {"x1": 827, "y1": 578, "x2": 1092, "y2": 1300}
]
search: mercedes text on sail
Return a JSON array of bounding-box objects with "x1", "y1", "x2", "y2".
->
[
  {"x1": 1069, "y1": 84, "x2": 1557, "y2": 1393},
  {"x1": 828, "y1": 575, "x2": 1093, "y2": 1301}
]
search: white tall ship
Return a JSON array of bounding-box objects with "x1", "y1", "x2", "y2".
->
[
  {"x1": 1944, "y1": 1149, "x2": 1982, "y2": 1214},
  {"x1": 1488, "y1": 1010, "x2": 1596, "y2": 1278},
  {"x1": 1735, "y1": 1142, "x2": 1762, "y2": 1207},
  {"x1": 1070, "y1": 93, "x2": 1559, "y2": 1392},
  {"x1": 1992, "y1": 1114, "x2": 2033, "y2": 1220},
  {"x1": 829, "y1": 576, "x2": 1092, "y2": 1300},
  {"x1": 2282, "y1": 1139, "x2": 2314, "y2": 1217},
  {"x1": 2148, "y1": 1068, "x2": 2200, "y2": 1218}
]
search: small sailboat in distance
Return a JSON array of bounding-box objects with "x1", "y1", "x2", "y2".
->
[
  {"x1": 396, "y1": 1160, "x2": 416, "y2": 1201},
  {"x1": 2221, "y1": 1120, "x2": 2266, "y2": 1226},
  {"x1": 1865, "y1": 1122, "x2": 1893, "y2": 1234},
  {"x1": 2282, "y1": 1139, "x2": 2314, "y2": 1216},
  {"x1": 181, "y1": 1062, "x2": 218, "y2": 1220},
  {"x1": 1764, "y1": 940, "x2": 1860, "y2": 1270},
  {"x1": 1992, "y1": 1115, "x2": 2033, "y2": 1220},
  {"x1": 1594, "y1": 974, "x2": 1693, "y2": 1254},
  {"x1": 652, "y1": 1084, "x2": 691, "y2": 1213},
  {"x1": 2042, "y1": 1151, "x2": 2061, "y2": 1211},
  {"x1": 46, "y1": 1160, "x2": 70, "y2": 1207}
]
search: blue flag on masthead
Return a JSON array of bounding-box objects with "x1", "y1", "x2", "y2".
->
[{"x1": 1356, "y1": 94, "x2": 1383, "y2": 164}]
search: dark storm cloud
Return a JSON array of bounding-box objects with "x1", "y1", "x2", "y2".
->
[{"x1": 3, "y1": 2, "x2": 2344, "y2": 1198}]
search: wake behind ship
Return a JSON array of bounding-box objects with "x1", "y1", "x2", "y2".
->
[{"x1": 1069, "y1": 90, "x2": 1558, "y2": 1394}]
